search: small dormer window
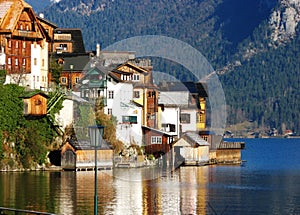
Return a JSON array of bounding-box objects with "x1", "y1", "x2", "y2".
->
[{"x1": 20, "y1": 24, "x2": 23, "y2": 30}]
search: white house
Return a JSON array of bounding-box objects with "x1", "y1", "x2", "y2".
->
[
  {"x1": 106, "y1": 80, "x2": 143, "y2": 147},
  {"x1": 158, "y1": 89, "x2": 198, "y2": 137}
]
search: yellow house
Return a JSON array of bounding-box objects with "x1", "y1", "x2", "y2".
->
[{"x1": 195, "y1": 83, "x2": 208, "y2": 130}]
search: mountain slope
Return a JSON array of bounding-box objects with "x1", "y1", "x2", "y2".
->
[
  {"x1": 42, "y1": 0, "x2": 276, "y2": 68},
  {"x1": 41, "y1": 0, "x2": 300, "y2": 134}
]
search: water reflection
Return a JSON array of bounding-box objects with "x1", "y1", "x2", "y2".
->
[
  {"x1": 1, "y1": 165, "x2": 300, "y2": 214},
  {"x1": 0, "y1": 167, "x2": 212, "y2": 215}
]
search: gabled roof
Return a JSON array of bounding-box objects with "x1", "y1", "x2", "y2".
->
[
  {"x1": 19, "y1": 90, "x2": 49, "y2": 98},
  {"x1": 116, "y1": 62, "x2": 149, "y2": 74},
  {"x1": 0, "y1": 0, "x2": 46, "y2": 39},
  {"x1": 36, "y1": 15, "x2": 57, "y2": 28},
  {"x1": 62, "y1": 138, "x2": 113, "y2": 154},
  {"x1": 173, "y1": 132, "x2": 209, "y2": 147}
]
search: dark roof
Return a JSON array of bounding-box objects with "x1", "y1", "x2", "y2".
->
[
  {"x1": 69, "y1": 138, "x2": 113, "y2": 150},
  {"x1": 142, "y1": 125, "x2": 176, "y2": 136},
  {"x1": 19, "y1": 90, "x2": 49, "y2": 98},
  {"x1": 54, "y1": 28, "x2": 86, "y2": 53},
  {"x1": 37, "y1": 16, "x2": 58, "y2": 28},
  {"x1": 55, "y1": 54, "x2": 90, "y2": 71},
  {"x1": 158, "y1": 81, "x2": 208, "y2": 97}
]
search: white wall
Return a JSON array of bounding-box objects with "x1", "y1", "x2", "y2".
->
[
  {"x1": 30, "y1": 41, "x2": 48, "y2": 89},
  {"x1": 180, "y1": 109, "x2": 197, "y2": 133},
  {"x1": 55, "y1": 99, "x2": 74, "y2": 130},
  {"x1": 106, "y1": 81, "x2": 143, "y2": 146}
]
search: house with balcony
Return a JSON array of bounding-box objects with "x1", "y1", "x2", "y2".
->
[{"x1": 0, "y1": 0, "x2": 50, "y2": 90}]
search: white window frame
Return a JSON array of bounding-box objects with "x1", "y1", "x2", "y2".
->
[
  {"x1": 151, "y1": 136, "x2": 162, "y2": 144},
  {"x1": 61, "y1": 77, "x2": 67, "y2": 84}
]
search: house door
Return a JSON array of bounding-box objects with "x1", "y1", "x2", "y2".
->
[{"x1": 62, "y1": 150, "x2": 76, "y2": 170}]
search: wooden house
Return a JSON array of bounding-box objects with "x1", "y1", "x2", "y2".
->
[
  {"x1": 142, "y1": 125, "x2": 175, "y2": 159},
  {"x1": 0, "y1": 0, "x2": 50, "y2": 89},
  {"x1": 172, "y1": 132, "x2": 209, "y2": 166},
  {"x1": 20, "y1": 91, "x2": 48, "y2": 116},
  {"x1": 61, "y1": 138, "x2": 114, "y2": 171},
  {"x1": 214, "y1": 141, "x2": 245, "y2": 164}
]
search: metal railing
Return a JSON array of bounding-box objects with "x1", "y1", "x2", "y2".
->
[{"x1": 0, "y1": 207, "x2": 56, "y2": 215}]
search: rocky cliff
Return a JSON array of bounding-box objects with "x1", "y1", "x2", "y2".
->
[{"x1": 270, "y1": 0, "x2": 300, "y2": 42}]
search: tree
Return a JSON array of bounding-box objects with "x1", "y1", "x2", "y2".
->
[{"x1": 49, "y1": 59, "x2": 63, "y2": 86}]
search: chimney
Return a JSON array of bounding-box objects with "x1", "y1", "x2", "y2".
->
[{"x1": 96, "y1": 43, "x2": 100, "y2": 57}]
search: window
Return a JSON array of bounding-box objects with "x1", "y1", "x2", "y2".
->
[
  {"x1": 180, "y1": 113, "x2": 191, "y2": 124},
  {"x1": 8, "y1": 40, "x2": 11, "y2": 48},
  {"x1": 37, "y1": 76, "x2": 39, "y2": 82},
  {"x1": 75, "y1": 77, "x2": 80, "y2": 83},
  {"x1": 15, "y1": 42, "x2": 18, "y2": 49},
  {"x1": 22, "y1": 41, "x2": 26, "y2": 49},
  {"x1": 151, "y1": 136, "x2": 162, "y2": 144},
  {"x1": 134, "y1": 91, "x2": 140, "y2": 98},
  {"x1": 59, "y1": 44, "x2": 67, "y2": 50},
  {"x1": 61, "y1": 77, "x2": 67, "y2": 84},
  {"x1": 161, "y1": 123, "x2": 176, "y2": 132},
  {"x1": 15, "y1": 58, "x2": 18, "y2": 66},
  {"x1": 197, "y1": 112, "x2": 205, "y2": 123},
  {"x1": 42, "y1": 59, "x2": 44, "y2": 67},
  {"x1": 26, "y1": 24, "x2": 29, "y2": 30},
  {"x1": 20, "y1": 24, "x2": 23, "y2": 30},
  {"x1": 132, "y1": 74, "x2": 140, "y2": 81},
  {"x1": 34, "y1": 58, "x2": 37, "y2": 66},
  {"x1": 108, "y1": 90, "x2": 114, "y2": 99},
  {"x1": 122, "y1": 116, "x2": 137, "y2": 124},
  {"x1": 35, "y1": 99, "x2": 41, "y2": 105},
  {"x1": 148, "y1": 91, "x2": 156, "y2": 97},
  {"x1": 107, "y1": 108, "x2": 112, "y2": 115},
  {"x1": 22, "y1": 58, "x2": 26, "y2": 66},
  {"x1": 7, "y1": 58, "x2": 11, "y2": 65}
]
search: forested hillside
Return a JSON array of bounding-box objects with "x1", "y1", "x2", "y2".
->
[{"x1": 40, "y1": 0, "x2": 300, "y2": 134}]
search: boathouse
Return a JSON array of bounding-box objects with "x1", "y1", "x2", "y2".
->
[
  {"x1": 173, "y1": 132, "x2": 210, "y2": 166},
  {"x1": 61, "y1": 138, "x2": 114, "y2": 171},
  {"x1": 214, "y1": 141, "x2": 245, "y2": 164}
]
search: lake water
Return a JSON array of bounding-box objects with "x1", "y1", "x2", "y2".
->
[{"x1": 1, "y1": 138, "x2": 300, "y2": 215}]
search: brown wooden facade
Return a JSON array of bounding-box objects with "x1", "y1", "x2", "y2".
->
[
  {"x1": 21, "y1": 92, "x2": 48, "y2": 116},
  {"x1": 0, "y1": 0, "x2": 48, "y2": 75},
  {"x1": 142, "y1": 126, "x2": 175, "y2": 158}
]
